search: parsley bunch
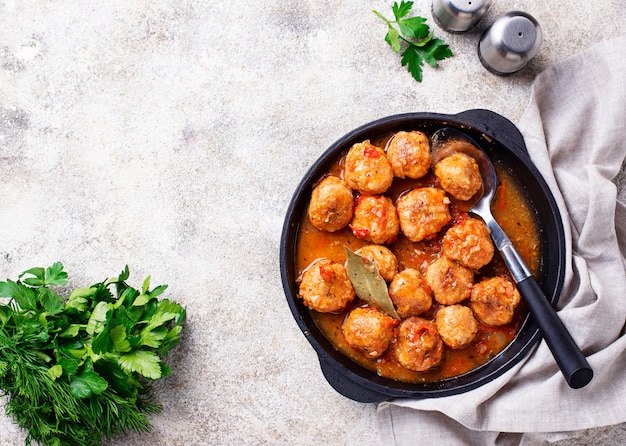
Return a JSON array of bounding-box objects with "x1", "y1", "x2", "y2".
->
[
  {"x1": 0, "y1": 263, "x2": 186, "y2": 446},
  {"x1": 374, "y1": 1, "x2": 453, "y2": 82}
]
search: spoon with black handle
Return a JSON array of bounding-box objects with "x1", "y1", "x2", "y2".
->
[{"x1": 431, "y1": 127, "x2": 593, "y2": 389}]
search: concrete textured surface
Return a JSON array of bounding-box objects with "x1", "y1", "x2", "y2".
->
[{"x1": 0, "y1": 1, "x2": 624, "y2": 445}]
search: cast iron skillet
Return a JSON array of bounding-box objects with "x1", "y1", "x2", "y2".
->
[{"x1": 279, "y1": 109, "x2": 566, "y2": 403}]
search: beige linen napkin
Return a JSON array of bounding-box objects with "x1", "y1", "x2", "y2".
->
[{"x1": 378, "y1": 35, "x2": 626, "y2": 446}]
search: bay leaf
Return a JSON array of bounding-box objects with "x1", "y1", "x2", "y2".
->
[{"x1": 344, "y1": 246, "x2": 400, "y2": 320}]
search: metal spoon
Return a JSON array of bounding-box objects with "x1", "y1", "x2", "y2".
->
[{"x1": 431, "y1": 127, "x2": 593, "y2": 389}]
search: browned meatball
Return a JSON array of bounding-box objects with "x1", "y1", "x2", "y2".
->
[
  {"x1": 308, "y1": 176, "x2": 354, "y2": 232},
  {"x1": 343, "y1": 140, "x2": 394, "y2": 195},
  {"x1": 350, "y1": 195, "x2": 400, "y2": 245},
  {"x1": 356, "y1": 244, "x2": 398, "y2": 282},
  {"x1": 434, "y1": 152, "x2": 482, "y2": 201},
  {"x1": 425, "y1": 256, "x2": 474, "y2": 305},
  {"x1": 396, "y1": 187, "x2": 452, "y2": 242},
  {"x1": 343, "y1": 307, "x2": 397, "y2": 359},
  {"x1": 470, "y1": 276, "x2": 521, "y2": 326},
  {"x1": 386, "y1": 130, "x2": 431, "y2": 179},
  {"x1": 435, "y1": 305, "x2": 479, "y2": 349},
  {"x1": 388, "y1": 268, "x2": 432, "y2": 318},
  {"x1": 394, "y1": 317, "x2": 443, "y2": 372},
  {"x1": 442, "y1": 217, "x2": 494, "y2": 270},
  {"x1": 299, "y1": 259, "x2": 355, "y2": 313}
]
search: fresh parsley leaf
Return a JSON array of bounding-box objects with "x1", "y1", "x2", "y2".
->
[
  {"x1": 115, "y1": 286, "x2": 137, "y2": 309},
  {"x1": 86, "y1": 301, "x2": 113, "y2": 335},
  {"x1": 160, "y1": 362, "x2": 172, "y2": 378},
  {"x1": 45, "y1": 262, "x2": 69, "y2": 286},
  {"x1": 118, "y1": 264, "x2": 130, "y2": 282},
  {"x1": 109, "y1": 324, "x2": 132, "y2": 353},
  {"x1": 94, "y1": 359, "x2": 136, "y2": 398},
  {"x1": 20, "y1": 267, "x2": 45, "y2": 286},
  {"x1": 398, "y1": 16, "x2": 429, "y2": 41},
  {"x1": 0, "y1": 279, "x2": 37, "y2": 310},
  {"x1": 401, "y1": 46, "x2": 424, "y2": 82},
  {"x1": 374, "y1": 1, "x2": 453, "y2": 82},
  {"x1": 159, "y1": 325, "x2": 183, "y2": 356},
  {"x1": 70, "y1": 363, "x2": 109, "y2": 398},
  {"x1": 65, "y1": 287, "x2": 95, "y2": 313},
  {"x1": 109, "y1": 306, "x2": 136, "y2": 333},
  {"x1": 40, "y1": 288, "x2": 64, "y2": 315},
  {"x1": 93, "y1": 282, "x2": 115, "y2": 304},
  {"x1": 140, "y1": 326, "x2": 168, "y2": 348},
  {"x1": 420, "y1": 38, "x2": 454, "y2": 67},
  {"x1": 142, "y1": 275, "x2": 152, "y2": 294},
  {"x1": 59, "y1": 324, "x2": 81, "y2": 338},
  {"x1": 119, "y1": 350, "x2": 162, "y2": 380},
  {"x1": 149, "y1": 284, "x2": 168, "y2": 299},
  {"x1": 126, "y1": 332, "x2": 142, "y2": 349},
  {"x1": 20, "y1": 262, "x2": 68, "y2": 287},
  {"x1": 92, "y1": 326, "x2": 114, "y2": 354},
  {"x1": 132, "y1": 292, "x2": 151, "y2": 307},
  {"x1": 55, "y1": 338, "x2": 86, "y2": 359},
  {"x1": 392, "y1": 0, "x2": 413, "y2": 19},
  {"x1": 56, "y1": 355, "x2": 79, "y2": 376},
  {"x1": 48, "y1": 364, "x2": 63, "y2": 381},
  {"x1": 385, "y1": 26, "x2": 402, "y2": 53}
]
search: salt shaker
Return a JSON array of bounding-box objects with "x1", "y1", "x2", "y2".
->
[
  {"x1": 432, "y1": 0, "x2": 492, "y2": 33},
  {"x1": 478, "y1": 11, "x2": 543, "y2": 75}
]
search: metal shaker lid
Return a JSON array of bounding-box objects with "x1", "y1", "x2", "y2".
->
[
  {"x1": 432, "y1": 0, "x2": 492, "y2": 33},
  {"x1": 478, "y1": 11, "x2": 543, "y2": 74}
]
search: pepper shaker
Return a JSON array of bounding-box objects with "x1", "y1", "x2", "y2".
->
[
  {"x1": 432, "y1": 0, "x2": 492, "y2": 33},
  {"x1": 478, "y1": 11, "x2": 543, "y2": 75}
]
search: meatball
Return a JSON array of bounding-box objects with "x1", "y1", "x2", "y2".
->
[
  {"x1": 470, "y1": 276, "x2": 521, "y2": 326},
  {"x1": 425, "y1": 256, "x2": 474, "y2": 305},
  {"x1": 343, "y1": 140, "x2": 394, "y2": 195},
  {"x1": 342, "y1": 307, "x2": 397, "y2": 359},
  {"x1": 396, "y1": 187, "x2": 452, "y2": 242},
  {"x1": 435, "y1": 305, "x2": 479, "y2": 349},
  {"x1": 299, "y1": 259, "x2": 355, "y2": 313},
  {"x1": 308, "y1": 176, "x2": 354, "y2": 232},
  {"x1": 350, "y1": 195, "x2": 400, "y2": 245},
  {"x1": 442, "y1": 217, "x2": 494, "y2": 270},
  {"x1": 386, "y1": 130, "x2": 431, "y2": 179},
  {"x1": 356, "y1": 244, "x2": 398, "y2": 282},
  {"x1": 434, "y1": 152, "x2": 482, "y2": 201},
  {"x1": 394, "y1": 317, "x2": 443, "y2": 372},
  {"x1": 388, "y1": 268, "x2": 432, "y2": 319}
]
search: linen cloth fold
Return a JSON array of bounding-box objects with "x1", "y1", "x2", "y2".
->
[{"x1": 378, "y1": 35, "x2": 626, "y2": 445}]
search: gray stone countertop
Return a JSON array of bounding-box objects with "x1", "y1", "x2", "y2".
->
[{"x1": 0, "y1": 1, "x2": 624, "y2": 445}]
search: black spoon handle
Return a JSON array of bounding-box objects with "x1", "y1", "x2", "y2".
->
[{"x1": 516, "y1": 276, "x2": 593, "y2": 389}]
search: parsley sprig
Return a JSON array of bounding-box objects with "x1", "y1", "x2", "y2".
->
[
  {"x1": 374, "y1": 1, "x2": 453, "y2": 82},
  {"x1": 0, "y1": 263, "x2": 186, "y2": 446}
]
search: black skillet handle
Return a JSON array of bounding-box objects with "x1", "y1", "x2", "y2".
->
[
  {"x1": 318, "y1": 358, "x2": 389, "y2": 403},
  {"x1": 455, "y1": 109, "x2": 528, "y2": 155}
]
